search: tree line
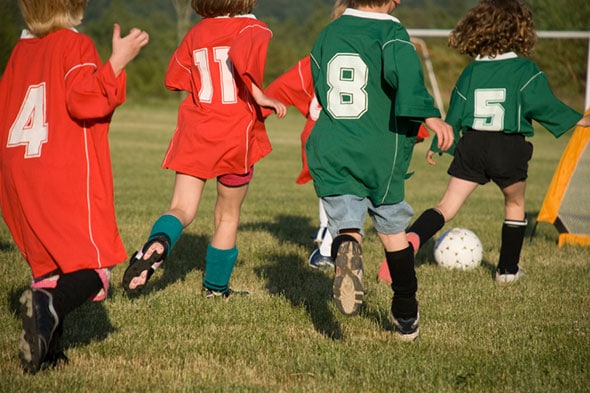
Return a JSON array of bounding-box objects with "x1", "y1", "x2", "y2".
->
[{"x1": 1, "y1": 0, "x2": 587, "y2": 108}]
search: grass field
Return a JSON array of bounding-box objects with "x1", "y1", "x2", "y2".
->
[{"x1": 1, "y1": 104, "x2": 589, "y2": 392}]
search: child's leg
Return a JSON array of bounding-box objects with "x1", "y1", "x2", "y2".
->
[
  {"x1": 497, "y1": 181, "x2": 527, "y2": 278},
  {"x1": 123, "y1": 174, "x2": 204, "y2": 294},
  {"x1": 408, "y1": 176, "x2": 478, "y2": 250},
  {"x1": 309, "y1": 200, "x2": 334, "y2": 269},
  {"x1": 20, "y1": 270, "x2": 102, "y2": 373},
  {"x1": 202, "y1": 181, "x2": 249, "y2": 296}
]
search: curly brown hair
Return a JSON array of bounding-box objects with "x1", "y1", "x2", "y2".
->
[
  {"x1": 448, "y1": 0, "x2": 537, "y2": 58},
  {"x1": 191, "y1": 0, "x2": 256, "y2": 18}
]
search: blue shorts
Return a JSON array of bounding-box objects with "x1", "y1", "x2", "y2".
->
[{"x1": 322, "y1": 195, "x2": 414, "y2": 237}]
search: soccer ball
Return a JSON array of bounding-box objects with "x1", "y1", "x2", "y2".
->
[{"x1": 433, "y1": 228, "x2": 483, "y2": 270}]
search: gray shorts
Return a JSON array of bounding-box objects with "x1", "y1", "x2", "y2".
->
[{"x1": 322, "y1": 195, "x2": 414, "y2": 237}]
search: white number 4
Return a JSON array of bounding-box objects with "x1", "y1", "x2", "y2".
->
[{"x1": 7, "y1": 83, "x2": 48, "y2": 158}]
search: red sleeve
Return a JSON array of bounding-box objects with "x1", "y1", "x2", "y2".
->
[
  {"x1": 228, "y1": 22, "x2": 272, "y2": 92},
  {"x1": 165, "y1": 37, "x2": 193, "y2": 92},
  {"x1": 65, "y1": 35, "x2": 126, "y2": 120},
  {"x1": 265, "y1": 56, "x2": 314, "y2": 117}
]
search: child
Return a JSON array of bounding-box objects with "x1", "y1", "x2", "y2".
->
[
  {"x1": 265, "y1": 0, "x2": 430, "y2": 270},
  {"x1": 0, "y1": 0, "x2": 149, "y2": 374},
  {"x1": 307, "y1": 0, "x2": 454, "y2": 340},
  {"x1": 404, "y1": 0, "x2": 590, "y2": 284},
  {"x1": 122, "y1": 0, "x2": 286, "y2": 297}
]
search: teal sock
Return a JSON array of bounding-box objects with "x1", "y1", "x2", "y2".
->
[
  {"x1": 202, "y1": 244, "x2": 238, "y2": 292},
  {"x1": 148, "y1": 214, "x2": 183, "y2": 257}
]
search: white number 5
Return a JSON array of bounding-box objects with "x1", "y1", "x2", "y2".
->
[
  {"x1": 473, "y1": 88, "x2": 506, "y2": 131},
  {"x1": 7, "y1": 83, "x2": 48, "y2": 158}
]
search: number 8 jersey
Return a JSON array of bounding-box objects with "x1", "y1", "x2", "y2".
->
[{"x1": 308, "y1": 9, "x2": 441, "y2": 206}]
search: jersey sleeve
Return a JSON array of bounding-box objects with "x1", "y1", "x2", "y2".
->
[
  {"x1": 521, "y1": 71, "x2": 582, "y2": 138},
  {"x1": 383, "y1": 28, "x2": 440, "y2": 120},
  {"x1": 65, "y1": 34, "x2": 126, "y2": 120},
  {"x1": 228, "y1": 22, "x2": 272, "y2": 92},
  {"x1": 165, "y1": 36, "x2": 193, "y2": 92},
  {"x1": 265, "y1": 56, "x2": 314, "y2": 117}
]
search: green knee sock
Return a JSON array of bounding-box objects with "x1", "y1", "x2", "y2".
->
[
  {"x1": 148, "y1": 214, "x2": 183, "y2": 257},
  {"x1": 202, "y1": 244, "x2": 238, "y2": 292}
]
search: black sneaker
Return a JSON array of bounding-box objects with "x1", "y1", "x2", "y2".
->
[
  {"x1": 122, "y1": 236, "x2": 169, "y2": 295},
  {"x1": 19, "y1": 288, "x2": 59, "y2": 374},
  {"x1": 332, "y1": 240, "x2": 364, "y2": 316},
  {"x1": 203, "y1": 287, "x2": 249, "y2": 301}
]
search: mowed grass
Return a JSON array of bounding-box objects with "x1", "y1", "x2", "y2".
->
[{"x1": 1, "y1": 104, "x2": 589, "y2": 392}]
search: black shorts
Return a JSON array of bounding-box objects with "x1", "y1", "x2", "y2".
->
[{"x1": 448, "y1": 130, "x2": 533, "y2": 188}]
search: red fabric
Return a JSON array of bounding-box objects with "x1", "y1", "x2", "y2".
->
[
  {"x1": 0, "y1": 29, "x2": 127, "y2": 278},
  {"x1": 162, "y1": 16, "x2": 273, "y2": 178}
]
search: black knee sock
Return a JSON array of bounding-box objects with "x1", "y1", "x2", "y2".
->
[
  {"x1": 386, "y1": 247, "x2": 418, "y2": 318},
  {"x1": 330, "y1": 234, "x2": 359, "y2": 259},
  {"x1": 497, "y1": 219, "x2": 527, "y2": 274},
  {"x1": 407, "y1": 208, "x2": 445, "y2": 248},
  {"x1": 47, "y1": 270, "x2": 102, "y2": 321}
]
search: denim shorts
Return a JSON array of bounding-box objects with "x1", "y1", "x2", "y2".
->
[{"x1": 322, "y1": 194, "x2": 414, "y2": 237}]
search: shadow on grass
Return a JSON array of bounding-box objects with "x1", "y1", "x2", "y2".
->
[{"x1": 243, "y1": 214, "x2": 345, "y2": 340}]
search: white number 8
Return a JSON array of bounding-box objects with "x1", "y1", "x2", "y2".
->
[{"x1": 326, "y1": 54, "x2": 368, "y2": 119}]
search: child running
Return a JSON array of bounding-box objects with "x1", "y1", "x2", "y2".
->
[
  {"x1": 122, "y1": 0, "x2": 286, "y2": 297},
  {"x1": 0, "y1": 0, "x2": 149, "y2": 373},
  {"x1": 404, "y1": 0, "x2": 590, "y2": 284},
  {"x1": 308, "y1": 0, "x2": 454, "y2": 340}
]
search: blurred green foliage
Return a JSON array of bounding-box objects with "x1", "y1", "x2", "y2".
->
[{"x1": 1, "y1": 0, "x2": 588, "y2": 109}]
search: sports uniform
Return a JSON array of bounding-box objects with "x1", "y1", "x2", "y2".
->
[
  {"x1": 162, "y1": 15, "x2": 273, "y2": 178},
  {"x1": 308, "y1": 9, "x2": 440, "y2": 207},
  {"x1": 0, "y1": 29, "x2": 127, "y2": 280}
]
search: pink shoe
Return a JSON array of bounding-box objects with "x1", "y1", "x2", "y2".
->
[{"x1": 377, "y1": 259, "x2": 392, "y2": 284}]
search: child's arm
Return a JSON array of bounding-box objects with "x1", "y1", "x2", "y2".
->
[
  {"x1": 109, "y1": 24, "x2": 150, "y2": 77},
  {"x1": 251, "y1": 84, "x2": 287, "y2": 119},
  {"x1": 577, "y1": 114, "x2": 590, "y2": 127}
]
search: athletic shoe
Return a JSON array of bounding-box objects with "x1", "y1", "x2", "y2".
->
[
  {"x1": 333, "y1": 240, "x2": 364, "y2": 316},
  {"x1": 390, "y1": 311, "x2": 420, "y2": 342},
  {"x1": 203, "y1": 287, "x2": 249, "y2": 301},
  {"x1": 495, "y1": 268, "x2": 524, "y2": 284},
  {"x1": 308, "y1": 249, "x2": 335, "y2": 269},
  {"x1": 312, "y1": 226, "x2": 329, "y2": 246},
  {"x1": 19, "y1": 288, "x2": 59, "y2": 374},
  {"x1": 122, "y1": 236, "x2": 169, "y2": 295}
]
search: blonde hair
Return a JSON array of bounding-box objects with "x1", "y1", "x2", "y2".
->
[
  {"x1": 331, "y1": 0, "x2": 350, "y2": 21},
  {"x1": 18, "y1": 0, "x2": 87, "y2": 37},
  {"x1": 348, "y1": 0, "x2": 394, "y2": 8},
  {"x1": 191, "y1": 0, "x2": 256, "y2": 18},
  {"x1": 449, "y1": 0, "x2": 537, "y2": 57}
]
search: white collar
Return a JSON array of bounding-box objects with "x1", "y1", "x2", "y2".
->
[
  {"x1": 475, "y1": 52, "x2": 518, "y2": 61},
  {"x1": 343, "y1": 8, "x2": 400, "y2": 23},
  {"x1": 215, "y1": 14, "x2": 257, "y2": 19}
]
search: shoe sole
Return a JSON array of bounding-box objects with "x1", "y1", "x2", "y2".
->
[
  {"x1": 333, "y1": 240, "x2": 364, "y2": 316},
  {"x1": 18, "y1": 290, "x2": 45, "y2": 374},
  {"x1": 389, "y1": 312, "x2": 420, "y2": 342}
]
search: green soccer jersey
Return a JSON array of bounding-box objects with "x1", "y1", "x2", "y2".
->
[
  {"x1": 307, "y1": 9, "x2": 440, "y2": 206},
  {"x1": 432, "y1": 52, "x2": 582, "y2": 154}
]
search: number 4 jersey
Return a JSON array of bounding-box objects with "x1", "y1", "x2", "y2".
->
[
  {"x1": 308, "y1": 9, "x2": 441, "y2": 206},
  {"x1": 0, "y1": 29, "x2": 127, "y2": 278}
]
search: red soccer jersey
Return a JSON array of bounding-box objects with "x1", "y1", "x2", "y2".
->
[
  {"x1": 162, "y1": 15, "x2": 273, "y2": 178},
  {"x1": 265, "y1": 56, "x2": 319, "y2": 184},
  {"x1": 0, "y1": 29, "x2": 127, "y2": 278}
]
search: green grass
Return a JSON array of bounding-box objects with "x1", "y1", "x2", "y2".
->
[{"x1": 1, "y1": 104, "x2": 589, "y2": 392}]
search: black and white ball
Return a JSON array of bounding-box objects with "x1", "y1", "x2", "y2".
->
[{"x1": 433, "y1": 228, "x2": 483, "y2": 270}]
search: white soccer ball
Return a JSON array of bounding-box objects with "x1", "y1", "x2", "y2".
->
[{"x1": 433, "y1": 228, "x2": 483, "y2": 270}]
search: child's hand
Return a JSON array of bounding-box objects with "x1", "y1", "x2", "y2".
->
[
  {"x1": 577, "y1": 114, "x2": 590, "y2": 127},
  {"x1": 425, "y1": 150, "x2": 439, "y2": 166},
  {"x1": 109, "y1": 24, "x2": 150, "y2": 77},
  {"x1": 251, "y1": 85, "x2": 287, "y2": 119},
  {"x1": 425, "y1": 117, "x2": 454, "y2": 152}
]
